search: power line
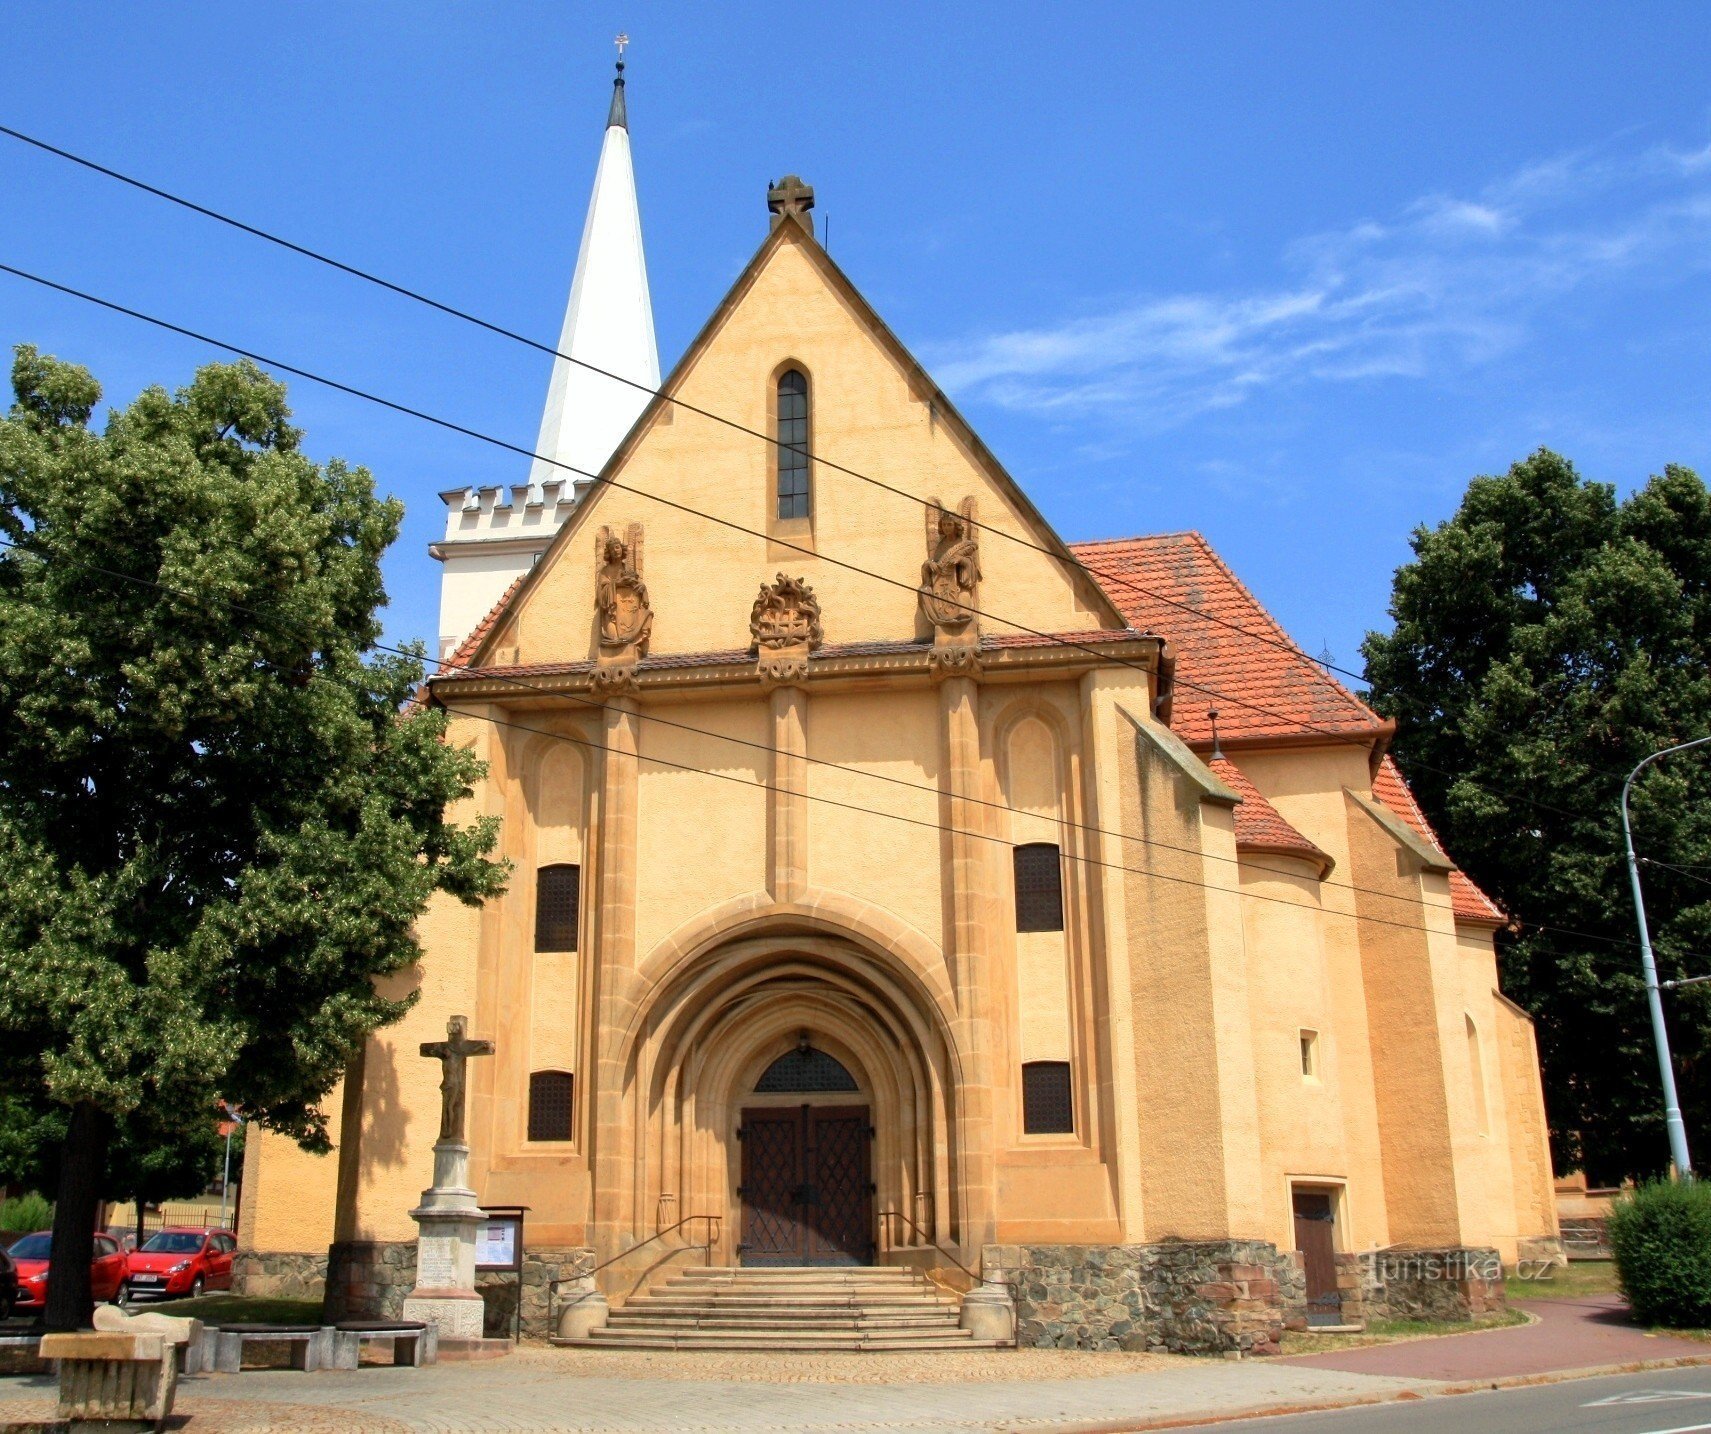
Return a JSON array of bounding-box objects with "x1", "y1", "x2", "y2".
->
[
  {"x1": 0, "y1": 532, "x2": 1690, "y2": 966},
  {"x1": 0, "y1": 121, "x2": 1635, "y2": 818},
  {"x1": 0, "y1": 255, "x2": 1598, "y2": 843}
]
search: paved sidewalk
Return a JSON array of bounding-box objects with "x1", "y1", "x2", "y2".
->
[
  {"x1": 1282, "y1": 1295, "x2": 1711, "y2": 1382},
  {"x1": 0, "y1": 1347, "x2": 1426, "y2": 1432}
]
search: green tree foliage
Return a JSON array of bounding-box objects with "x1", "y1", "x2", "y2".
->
[
  {"x1": 0, "y1": 347, "x2": 507, "y2": 1327},
  {"x1": 1363, "y1": 449, "x2": 1711, "y2": 1183},
  {"x1": 1609, "y1": 1178, "x2": 1711, "y2": 1326}
]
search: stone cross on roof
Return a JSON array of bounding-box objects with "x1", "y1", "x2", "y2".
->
[
  {"x1": 420, "y1": 1015, "x2": 494, "y2": 1145},
  {"x1": 767, "y1": 174, "x2": 815, "y2": 236}
]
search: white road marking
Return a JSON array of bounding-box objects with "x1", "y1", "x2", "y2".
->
[{"x1": 1587, "y1": 1391, "x2": 1711, "y2": 1405}]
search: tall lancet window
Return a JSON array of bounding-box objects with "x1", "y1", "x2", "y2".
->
[{"x1": 776, "y1": 368, "x2": 811, "y2": 519}]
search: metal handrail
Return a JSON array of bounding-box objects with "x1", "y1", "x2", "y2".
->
[
  {"x1": 875, "y1": 1208, "x2": 1009, "y2": 1295},
  {"x1": 552, "y1": 1213, "x2": 723, "y2": 1291}
]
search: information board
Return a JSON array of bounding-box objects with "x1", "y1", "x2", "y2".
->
[{"x1": 475, "y1": 1214, "x2": 521, "y2": 1271}]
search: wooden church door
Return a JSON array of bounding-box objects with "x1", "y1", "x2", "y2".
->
[{"x1": 739, "y1": 1104, "x2": 872, "y2": 1265}]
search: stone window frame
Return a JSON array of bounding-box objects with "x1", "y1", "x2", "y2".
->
[
  {"x1": 526, "y1": 1069, "x2": 575, "y2": 1143},
  {"x1": 534, "y1": 863, "x2": 581, "y2": 953},
  {"x1": 1019, "y1": 1059, "x2": 1075, "y2": 1137},
  {"x1": 1299, "y1": 1028, "x2": 1321, "y2": 1082},
  {"x1": 765, "y1": 358, "x2": 816, "y2": 551}
]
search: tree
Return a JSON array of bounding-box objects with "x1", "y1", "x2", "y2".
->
[
  {"x1": 0, "y1": 347, "x2": 507, "y2": 1328},
  {"x1": 106, "y1": 1106, "x2": 226, "y2": 1257},
  {"x1": 1363, "y1": 449, "x2": 1711, "y2": 1183}
]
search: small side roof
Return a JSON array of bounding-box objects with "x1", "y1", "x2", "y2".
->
[
  {"x1": 1209, "y1": 755, "x2": 1334, "y2": 877},
  {"x1": 1071, "y1": 532, "x2": 1391, "y2": 747}
]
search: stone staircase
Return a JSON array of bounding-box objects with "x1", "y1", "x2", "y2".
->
[{"x1": 558, "y1": 1265, "x2": 1010, "y2": 1352}]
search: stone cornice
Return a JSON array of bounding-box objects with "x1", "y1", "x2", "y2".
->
[{"x1": 431, "y1": 632, "x2": 1161, "y2": 704}]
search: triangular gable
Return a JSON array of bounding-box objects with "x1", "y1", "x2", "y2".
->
[{"x1": 460, "y1": 212, "x2": 1128, "y2": 669}]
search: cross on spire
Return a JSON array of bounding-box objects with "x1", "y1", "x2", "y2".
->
[{"x1": 767, "y1": 174, "x2": 816, "y2": 236}]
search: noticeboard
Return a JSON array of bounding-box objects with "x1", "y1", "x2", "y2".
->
[{"x1": 475, "y1": 1209, "x2": 524, "y2": 1272}]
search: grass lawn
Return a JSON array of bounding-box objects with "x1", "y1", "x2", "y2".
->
[
  {"x1": 1505, "y1": 1260, "x2": 1620, "y2": 1302},
  {"x1": 1281, "y1": 1307, "x2": 1528, "y2": 1355},
  {"x1": 136, "y1": 1293, "x2": 325, "y2": 1325}
]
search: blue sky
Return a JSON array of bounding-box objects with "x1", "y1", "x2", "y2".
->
[{"x1": 3, "y1": 3, "x2": 1709, "y2": 676}]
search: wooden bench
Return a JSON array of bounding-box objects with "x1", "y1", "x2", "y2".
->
[
  {"x1": 39, "y1": 1330, "x2": 177, "y2": 1431},
  {"x1": 212, "y1": 1321, "x2": 331, "y2": 1373},
  {"x1": 325, "y1": 1319, "x2": 437, "y2": 1369}
]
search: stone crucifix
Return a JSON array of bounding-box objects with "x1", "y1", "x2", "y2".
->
[{"x1": 420, "y1": 1015, "x2": 493, "y2": 1144}]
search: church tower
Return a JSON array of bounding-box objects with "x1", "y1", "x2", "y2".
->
[{"x1": 431, "y1": 52, "x2": 659, "y2": 657}]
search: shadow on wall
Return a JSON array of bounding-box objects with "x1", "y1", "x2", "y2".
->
[{"x1": 361, "y1": 1040, "x2": 411, "y2": 1172}]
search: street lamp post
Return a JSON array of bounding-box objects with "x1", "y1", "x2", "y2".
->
[
  {"x1": 1621, "y1": 734, "x2": 1711, "y2": 1179},
  {"x1": 218, "y1": 1103, "x2": 246, "y2": 1230}
]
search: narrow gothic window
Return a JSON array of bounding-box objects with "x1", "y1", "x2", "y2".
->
[
  {"x1": 535, "y1": 864, "x2": 580, "y2": 952},
  {"x1": 1013, "y1": 843, "x2": 1064, "y2": 932},
  {"x1": 527, "y1": 1070, "x2": 574, "y2": 1141},
  {"x1": 776, "y1": 368, "x2": 810, "y2": 519},
  {"x1": 1022, "y1": 1061, "x2": 1074, "y2": 1134}
]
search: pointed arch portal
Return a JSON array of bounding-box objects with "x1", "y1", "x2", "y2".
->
[{"x1": 609, "y1": 921, "x2": 963, "y2": 1267}]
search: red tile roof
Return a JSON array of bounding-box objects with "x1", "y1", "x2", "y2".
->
[
  {"x1": 1071, "y1": 531, "x2": 1501, "y2": 925},
  {"x1": 1069, "y1": 533, "x2": 1389, "y2": 746},
  {"x1": 1371, "y1": 756, "x2": 1506, "y2": 925},
  {"x1": 1209, "y1": 755, "x2": 1333, "y2": 875}
]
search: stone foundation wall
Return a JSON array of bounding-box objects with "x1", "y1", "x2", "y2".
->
[
  {"x1": 324, "y1": 1240, "x2": 416, "y2": 1322},
  {"x1": 1358, "y1": 1246, "x2": 1505, "y2": 1322},
  {"x1": 477, "y1": 1248, "x2": 594, "y2": 1340},
  {"x1": 987, "y1": 1241, "x2": 1304, "y2": 1356},
  {"x1": 322, "y1": 1239, "x2": 592, "y2": 1339},
  {"x1": 232, "y1": 1250, "x2": 327, "y2": 1303}
]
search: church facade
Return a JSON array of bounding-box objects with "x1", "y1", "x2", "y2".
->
[{"x1": 239, "y1": 81, "x2": 1558, "y2": 1351}]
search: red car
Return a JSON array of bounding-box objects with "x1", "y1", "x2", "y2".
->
[
  {"x1": 8, "y1": 1231, "x2": 128, "y2": 1313},
  {"x1": 122, "y1": 1228, "x2": 237, "y2": 1302}
]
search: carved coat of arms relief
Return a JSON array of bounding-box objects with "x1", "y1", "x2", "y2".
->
[{"x1": 750, "y1": 573, "x2": 824, "y2": 685}]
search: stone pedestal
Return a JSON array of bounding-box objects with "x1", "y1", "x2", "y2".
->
[
  {"x1": 554, "y1": 1272, "x2": 611, "y2": 1341},
  {"x1": 959, "y1": 1255, "x2": 1017, "y2": 1343},
  {"x1": 401, "y1": 1137, "x2": 488, "y2": 1340}
]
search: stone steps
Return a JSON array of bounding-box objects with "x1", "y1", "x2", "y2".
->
[{"x1": 554, "y1": 1265, "x2": 1008, "y2": 1353}]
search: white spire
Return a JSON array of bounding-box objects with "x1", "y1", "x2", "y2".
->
[
  {"x1": 432, "y1": 59, "x2": 661, "y2": 658},
  {"x1": 527, "y1": 60, "x2": 659, "y2": 492}
]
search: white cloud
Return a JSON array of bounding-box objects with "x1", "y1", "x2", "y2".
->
[{"x1": 927, "y1": 133, "x2": 1711, "y2": 433}]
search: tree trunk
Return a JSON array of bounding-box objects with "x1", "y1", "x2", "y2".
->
[
  {"x1": 135, "y1": 1195, "x2": 147, "y2": 1250},
  {"x1": 46, "y1": 1102, "x2": 111, "y2": 1331}
]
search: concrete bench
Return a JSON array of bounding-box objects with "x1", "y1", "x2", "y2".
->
[
  {"x1": 0, "y1": 1329, "x2": 48, "y2": 1376},
  {"x1": 212, "y1": 1321, "x2": 331, "y2": 1373},
  {"x1": 39, "y1": 1330, "x2": 177, "y2": 1431},
  {"x1": 93, "y1": 1301, "x2": 208, "y2": 1375},
  {"x1": 325, "y1": 1319, "x2": 437, "y2": 1369}
]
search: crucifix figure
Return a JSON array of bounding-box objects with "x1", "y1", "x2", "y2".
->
[{"x1": 420, "y1": 1015, "x2": 494, "y2": 1144}]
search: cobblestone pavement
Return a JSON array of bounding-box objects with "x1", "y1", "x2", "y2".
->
[{"x1": 0, "y1": 1346, "x2": 1427, "y2": 1432}]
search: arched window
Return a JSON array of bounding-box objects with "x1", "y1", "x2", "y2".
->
[
  {"x1": 1021, "y1": 1061, "x2": 1074, "y2": 1134},
  {"x1": 754, "y1": 1043, "x2": 859, "y2": 1093},
  {"x1": 528, "y1": 1070, "x2": 574, "y2": 1141},
  {"x1": 534, "y1": 864, "x2": 580, "y2": 952},
  {"x1": 1013, "y1": 843, "x2": 1064, "y2": 932},
  {"x1": 776, "y1": 368, "x2": 810, "y2": 519}
]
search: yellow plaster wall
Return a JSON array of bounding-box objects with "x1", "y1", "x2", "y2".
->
[
  {"x1": 507, "y1": 228, "x2": 1115, "y2": 672},
  {"x1": 1342, "y1": 792, "x2": 1465, "y2": 1247},
  {"x1": 1119, "y1": 703, "x2": 1237, "y2": 1239},
  {"x1": 805, "y1": 688, "x2": 944, "y2": 945},
  {"x1": 244, "y1": 1118, "x2": 340, "y2": 1254},
  {"x1": 1237, "y1": 861, "x2": 1377, "y2": 1252},
  {"x1": 634, "y1": 698, "x2": 768, "y2": 959}
]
